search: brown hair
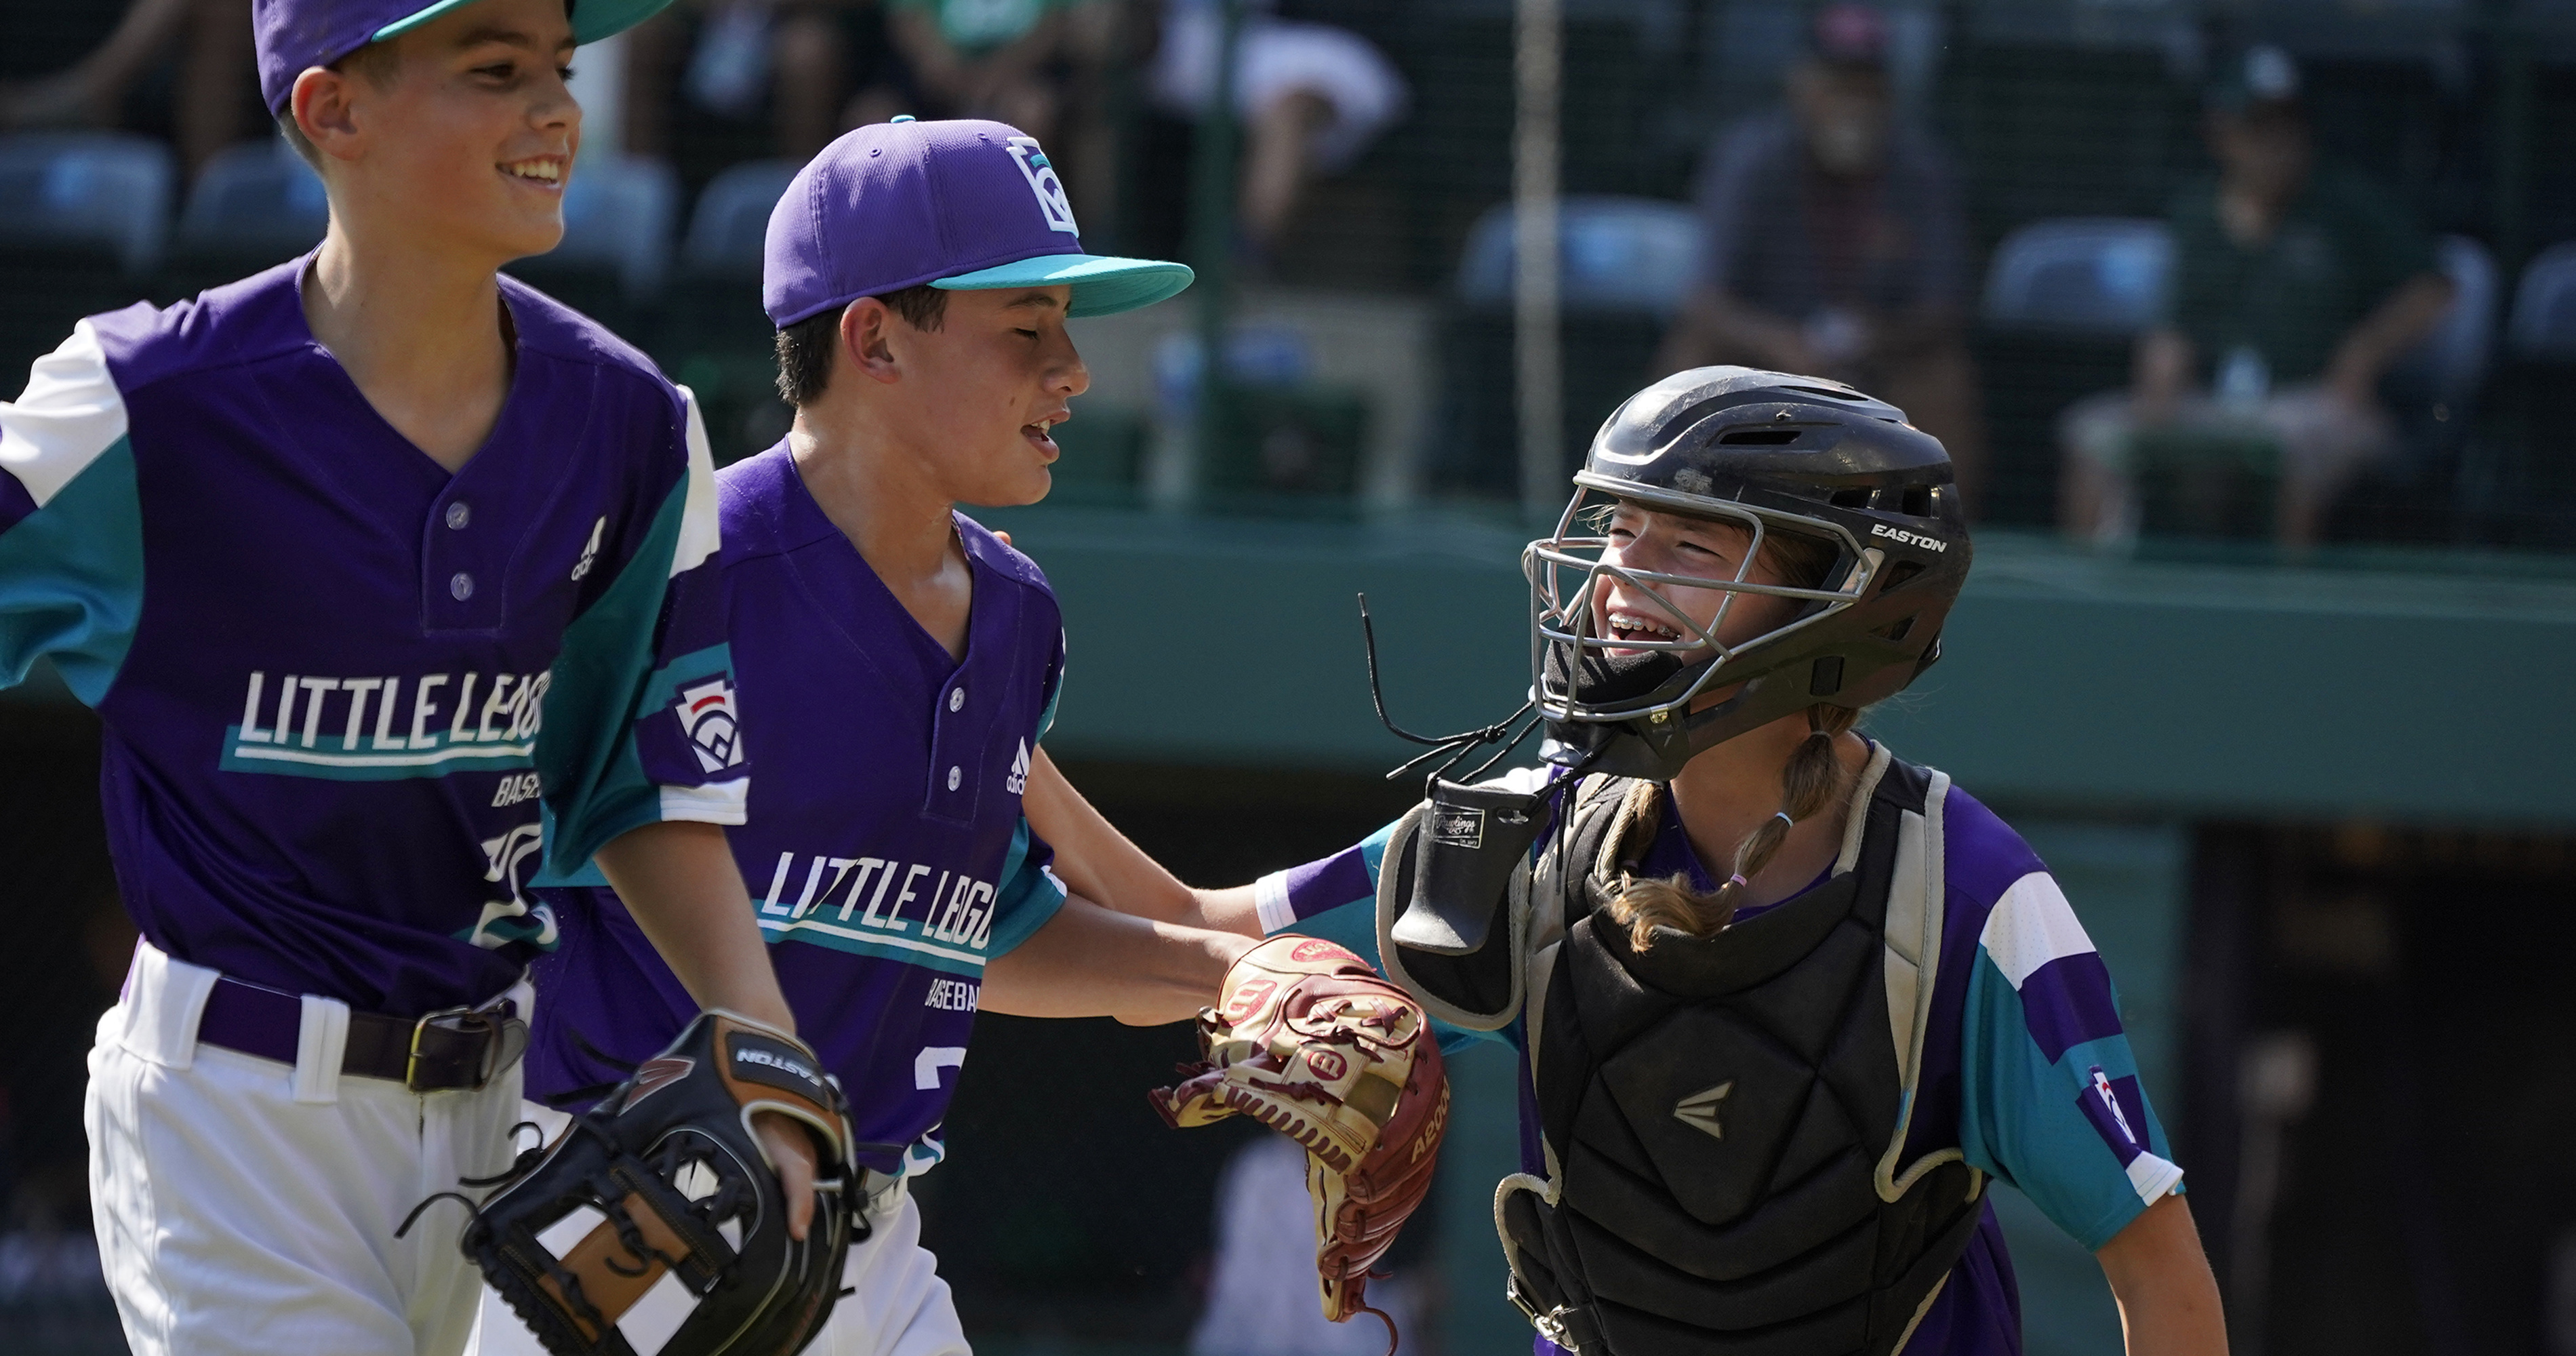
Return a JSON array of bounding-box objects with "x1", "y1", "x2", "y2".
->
[
  {"x1": 1601, "y1": 521, "x2": 1854, "y2": 951},
  {"x1": 771, "y1": 285, "x2": 950, "y2": 405}
]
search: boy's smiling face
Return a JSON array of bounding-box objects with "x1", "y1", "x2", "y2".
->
[
  {"x1": 866, "y1": 285, "x2": 1091, "y2": 508},
  {"x1": 294, "y1": 0, "x2": 581, "y2": 266}
]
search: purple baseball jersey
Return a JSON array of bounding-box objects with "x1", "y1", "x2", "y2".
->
[
  {"x1": 527, "y1": 443, "x2": 1069, "y2": 1176},
  {"x1": 1255, "y1": 759, "x2": 2183, "y2": 1356},
  {"x1": 0, "y1": 258, "x2": 748, "y2": 1016}
]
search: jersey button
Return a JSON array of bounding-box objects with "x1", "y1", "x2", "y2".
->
[
  {"x1": 946, "y1": 766, "x2": 961, "y2": 791},
  {"x1": 445, "y1": 502, "x2": 470, "y2": 530},
  {"x1": 948, "y1": 687, "x2": 965, "y2": 712},
  {"x1": 449, "y1": 572, "x2": 475, "y2": 601}
]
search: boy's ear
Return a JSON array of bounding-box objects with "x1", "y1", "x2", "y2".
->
[
  {"x1": 839, "y1": 298, "x2": 904, "y2": 386},
  {"x1": 291, "y1": 66, "x2": 365, "y2": 163}
]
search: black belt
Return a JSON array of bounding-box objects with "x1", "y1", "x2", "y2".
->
[{"x1": 195, "y1": 973, "x2": 525, "y2": 1092}]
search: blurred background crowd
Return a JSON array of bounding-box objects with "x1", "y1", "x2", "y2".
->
[
  {"x1": 3, "y1": 0, "x2": 2573, "y2": 550},
  {"x1": 4, "y1": 1, "x2": 2576, "y2": 1355}
]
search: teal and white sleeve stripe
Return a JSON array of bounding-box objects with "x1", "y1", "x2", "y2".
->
[
  {"x1": 1956, "y1": 873, "x2": 2183, "y2": 1251},
  {"x1": 0, "y1": 321, "x2": 144, "y2": 706},
  {"x1": 535, "y1": 385, "x2": 742, "y2": 881}
]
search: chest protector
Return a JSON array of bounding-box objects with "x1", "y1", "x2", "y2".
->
[{"x1": 1375, "y1": 746, "x2": 1984, "y2": 1356}]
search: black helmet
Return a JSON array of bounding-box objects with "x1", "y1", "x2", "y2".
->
[{"x1": 1524, "y1": 366, "x2": 1969, "y2": 782}]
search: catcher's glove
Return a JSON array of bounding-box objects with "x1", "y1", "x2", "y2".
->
[
  {"x1": 459, "y1": 1010, "x2": 858, "y2": 1356},
  {"x1": 1150, "y1": 936, "x2": 1450, "y2": 1334}
]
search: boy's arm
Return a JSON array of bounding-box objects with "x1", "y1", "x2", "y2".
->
[
  {"x1": 980, "y1": 894, "x2": 1256, "y2": 1025},
  {"x1": 540, "y1": 391, "x2": 817, "y2": 1235},
  {"x1": 2096, "y1": 1195, "x2": 2228, "y2": 1356},
  {"x1": 592, "y1": 821, "x2": 820, "y2": 1239},
  {"x1": 1020, "y1": 746, "x2": 1262, "y2": 934}
]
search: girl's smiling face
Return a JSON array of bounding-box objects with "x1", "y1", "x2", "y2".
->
[{"x1": 1590, "y1": 501, "x2": 1807, "y2": 658}]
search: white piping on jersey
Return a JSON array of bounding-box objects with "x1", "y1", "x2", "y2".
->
[
  {"x1": 1253, "y1": 871, "x2": 1297, "y2": 935},
  {"x1": 660, "y1": 776, "x2": 748, "y2": 826},
  {"x1": 2125, "y1": 1152, "x2": 2184, "y2": 1204},
  {"x1": 1, "y1": 320, "x2": 128, "y2": 508},
  {"x1": 670, "y1": 386, "x2": 720, "y2": 578},
  {"x1": 754, "y1": 913, "x2": 989, "y2": 968},
  {"x1": 1977, "y1": 871, "x2": 2097, "y2": 990},
  {"x1": 229, "y1": 739, "x2": 536, "y2": 767}
]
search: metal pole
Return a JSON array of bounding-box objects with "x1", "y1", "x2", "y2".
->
[
  {"x1": 1514, "y1": 0, "x2": 1565, "y2": 519},
  {"x1": 1185, "y1": 0, "x2": 1247, "y2": 509}
]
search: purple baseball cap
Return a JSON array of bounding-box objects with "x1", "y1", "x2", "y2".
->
[
  {"x1": 763, "y1": 118, "x2": 1193, "y2": 327},
  {"x1": 256, "y1": 0, "x2": 670, "y2": 115}
]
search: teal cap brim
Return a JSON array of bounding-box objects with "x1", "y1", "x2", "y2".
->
[
  {"x1": 930, "y1": 254, "x2": 1195, "y2": 318},
  {"x1": 376, "y1": 0, "x2": 672, "y2": 47}
]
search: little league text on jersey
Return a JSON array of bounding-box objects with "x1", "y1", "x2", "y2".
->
[
  {"x1": 224, "y1": 667, "x2": 550, "y2": 776},
  {"x1": 755, "y1": 849, "x2": 1006, "y2": 965}
]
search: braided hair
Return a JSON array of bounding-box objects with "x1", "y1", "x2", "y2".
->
[{"x1": 1603, "y1": 525, "x2": 1855, "y2": 951}]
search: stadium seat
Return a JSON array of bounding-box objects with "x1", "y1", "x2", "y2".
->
[
  {"x1": 2506, "y1": 241, "x2": 2576, "y2": 361},
  {"x1": 2392, "y1": 235, "x2": 2497, "y2": 407},
  {"x1": 506, "y1": 153, "x2": 679, "y2": 343},
  {"x1": 1979, "y1": 217, "x2": 2173, "y2": 336},
  {"x1": 540, "y1": 154, "x2": 679, "y2": 301},
  {"x1": 0, "y1": 132, "x2": 174, "y2": 275},
  {"x1": 680, "y1": 159, "x2": 800, "y2": 279},
  {"x1": 0, "y1": 134, "x2": 174, "y2": 390},
  {"x1": 1453, "y1": 196, "x2": 1702, "y2": 318},
  {"x1": 173, "y1": 138, "x2": 328, "y2": 271},
  {"x1": 661, "y1": 159, "x2": 803, "y2": 464},
  {"x1": 1432, "y1": 197, "x2": 1697, "y2": 498}
]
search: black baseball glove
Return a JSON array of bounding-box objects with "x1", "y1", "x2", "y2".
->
[{"x1": 460, "y1": 1010, "x2": 859, "y2": 1356}]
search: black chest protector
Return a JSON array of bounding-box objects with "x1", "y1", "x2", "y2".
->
[{"x1": 1377, "y1": 748, "x2": 1986, "y2": 1356}]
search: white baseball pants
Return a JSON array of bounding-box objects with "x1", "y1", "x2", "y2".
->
[{"x1": 85, "y1": 941, "x2": 529, "y2": 1356}]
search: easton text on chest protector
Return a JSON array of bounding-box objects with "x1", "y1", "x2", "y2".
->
[{"x1": 1373, "y1": 747, "x2": 1985, "y2": 1356}]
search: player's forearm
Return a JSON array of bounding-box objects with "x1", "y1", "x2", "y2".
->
[
  {"x1": 2096, "y1": 1195, "x2": 2229, "y2": 1356},
  {"x1": 980, "y1": 896, "x2": 1256, "y2": 1024},
  {"x1": 1020, "y1": 747, "x2": 1207, "y2": 923},
  {"x1": 595, "y1": 820, "x2": 797, "y2": 1033}
]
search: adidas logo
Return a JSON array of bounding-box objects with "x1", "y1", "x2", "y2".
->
[
  {"x1": 1674, "y1": 1081, "x2": 1734, "y2": 1141},
  {"x1": 1005, "y1": 738, "x2": 1030, "y2": 795},
  {"x1": 570, "y1": 516, "x2": 605, "y2": 581}
]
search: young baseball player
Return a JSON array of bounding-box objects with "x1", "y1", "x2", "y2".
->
[
  {"x1": 1112, "y1": 370, "x2": 2228, "y2": 1355},
  {"x1": 476, "y1": 119, "x2": 1430, "y2": 1356},
  {"x1": 0, "y1": 1, "x2": 826, "y2": 1353}
]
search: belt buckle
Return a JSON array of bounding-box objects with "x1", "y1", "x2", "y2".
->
[{"x1": 407, "y1": 997, "x2": 518, "y2": 1093}]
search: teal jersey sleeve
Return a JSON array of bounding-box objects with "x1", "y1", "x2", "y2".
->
[
  {"x1": 1954, "y1": 871, "x2": 2186, "y2": 1252},
  {"x1": 0, "y1": 321, "x2": 146, "y2": 705},
  {"x1": 982, "y1": 816, "x2": 1070, "y2": 958},
  {"x1": 535, "y1": 386, "x2": 746, "y2": 883},
  {"x1": 986, "y1": 654, "x2": 1070, "y2": 957}
]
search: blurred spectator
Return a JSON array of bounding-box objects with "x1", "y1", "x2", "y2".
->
[
  {"x1": 1147, "y1": 0, "x2": 1407, "y2": 271},
  {"x1": 1657, "y1": 3, "x2": 1986, "y2": 506},
  {"x1": 2058, "y1": 46, "x2": 2456, "y2": 549},
  {"x1": 0, "y1": 0, "x2": 255, "y2": 180},
  {"x1": 1186, "y1": 1135, "x2": 1424, "y2": 1356},
  {"x1": 624, "y1": 0, "x2": 885, "y2": 162}
]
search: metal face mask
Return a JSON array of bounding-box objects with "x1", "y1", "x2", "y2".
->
[{"x1": 1521, "y1": 367, "x2": 1971, "y2": 782}]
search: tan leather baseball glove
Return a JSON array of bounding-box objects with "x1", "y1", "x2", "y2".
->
[{"x1": 1151, "y1": 936, "x2": 1451, "y2": 1335}]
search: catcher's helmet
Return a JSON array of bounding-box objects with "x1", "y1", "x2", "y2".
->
[{"x1": 1525, "y1": 366, "x2": 1969, "y2": 782}]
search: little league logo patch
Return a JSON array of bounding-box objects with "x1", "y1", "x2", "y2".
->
[
  {"x1": 1005, "y1": 136, "x2": 1079, "y2": 235},
  {"x1": 675, "y1": 678, "x2": 744, "y2": 774}
]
